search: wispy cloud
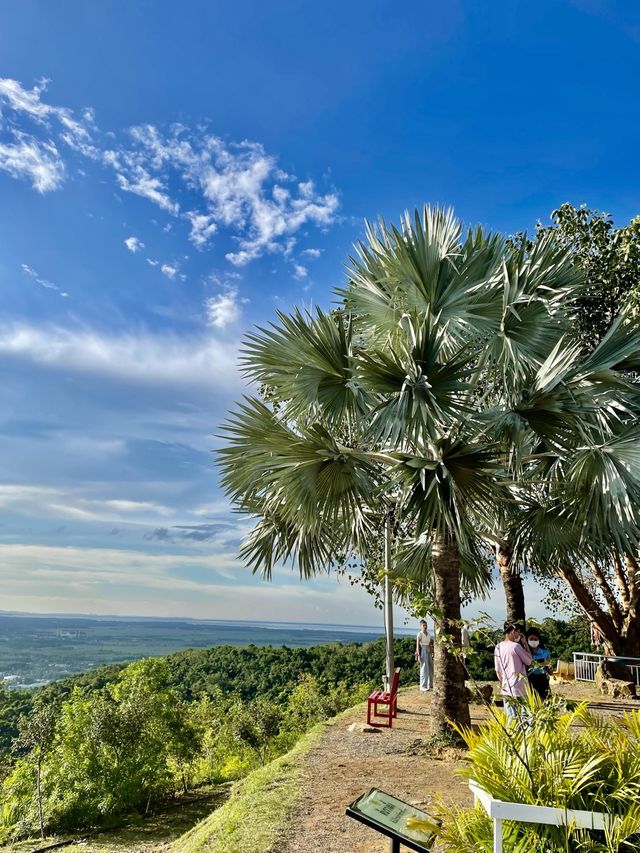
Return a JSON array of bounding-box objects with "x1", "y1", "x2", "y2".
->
[
  {"x1": 20, "y1": 263, "x2": 69, "y2": 296},
  {"x1": 0, "y1": 78, "x2": 95, "y2": 191},
  {"x1": 0, "y1": 135, "x2": 65, "y2": 192},
  {"x1": 115, "y1": 166, "x2": 180, "y2": 214},
  {"x1": 0, "y1": 324, "x2": 239, "y2": 389},
  {"x1": 301, "y1": 248, "x2": 321, "y2": 258},
  {"x1": 0, "y1": 77, "x2": 340, "y2": 265},
  {"x1": 186, "y1": 211, "x2": 217, "y2": 247},
  {"x1": 0, "y1": 484, "x2": 173, "y2": 523},
  {"x1": 124, "y1": 235, "x2": 144, "y2": 253},
  {"x1": 111, "y1": 125, "x2": 340, "y2": 262}
]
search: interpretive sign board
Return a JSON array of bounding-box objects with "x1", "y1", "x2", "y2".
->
[{"x1": 345, "y1": 788, "x2": 436, "y2": 852}]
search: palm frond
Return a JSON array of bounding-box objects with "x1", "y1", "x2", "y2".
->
[
  {"x1": 356, "y1": 317, "x2": 475, "y2": 445},
  {"x1": 217, "y1": 397, "x2": 382, "y2": 575},
  {"x1": 394, "y1": 532, "x2": 493, "y2": 598},
  {"x1": 483, "y1": 234, "x2": 584, "y2": 390},
  {"x1": 338, "y1": 205, "x2": 504, "y2": 348},
  {"x1": 573, "y1": 309, "x2": 640, "y2": 376},
  {"x1": 240, "y1": 308, "x2": 374, "y2": 428},
  {"x1": 391, "y1": 437, "x2": 507, "y2": 553}
]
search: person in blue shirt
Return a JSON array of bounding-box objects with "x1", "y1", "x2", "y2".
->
[{"x1": 525, "y1": 627, "x2": 552, "y2": 699}]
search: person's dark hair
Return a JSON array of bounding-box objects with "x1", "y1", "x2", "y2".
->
[
  {"x1": 503, "y1": 621, "x2": 523, "y2": 634},
  {"x1": 526, "y1": 628, "x2": 541, "y2": 640}
]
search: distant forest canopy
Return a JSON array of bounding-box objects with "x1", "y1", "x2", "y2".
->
[
  {"x1": 0, "y1": 617, "x2": 590, "y2": 841},
  {"x1": 0, "y1": 613, "x2": 389, "y2": 688}
]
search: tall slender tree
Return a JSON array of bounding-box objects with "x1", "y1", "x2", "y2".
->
[{"x1": 218, "y1": 205, "x2": 640, "y2": 731}]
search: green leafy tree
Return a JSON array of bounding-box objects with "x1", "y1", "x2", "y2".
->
[
  {"x1": 0, "y1": 658, "x2": 193, "y2": 838},
  {"x1": 13, "y1": 701, "x2": 56, "y2": 838},
  {"x1": 231, "y1": 697, "x2": 282, "y2": 766},
  {"x1": 219, "y1": 204, "x2": 640, "y2": 731},
  {"x1": 535, "y1": 203, "x2": 640, "y2": 344}
]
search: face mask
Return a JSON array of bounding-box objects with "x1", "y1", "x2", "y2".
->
[{"x1": 528, "y1": 640, "x2": 540, "y2": 648}]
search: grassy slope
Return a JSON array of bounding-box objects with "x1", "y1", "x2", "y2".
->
[{"x1": 169, "y1": 723, "x2": 326, "y2": 853}]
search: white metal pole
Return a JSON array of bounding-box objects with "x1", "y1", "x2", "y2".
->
[
  {"x1": 493, "y1": 818, "x2": 503, "y2": 853},
  {"x1": 383, "y1": 514, "x2": 394, "y2": 689}
]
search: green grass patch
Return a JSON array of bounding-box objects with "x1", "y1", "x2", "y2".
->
[
  {"x1": 169, "y1": 722, "x2": 326, "y2": 853},
  {"x1": 4, "y1": 786, "x2": 228, "y2": 853}
]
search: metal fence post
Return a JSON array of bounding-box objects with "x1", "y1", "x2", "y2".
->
[{"x1": 493, "y1": 818, "x2": 502, "y2": 853}]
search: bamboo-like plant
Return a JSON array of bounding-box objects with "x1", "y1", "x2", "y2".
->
[{"x1": 436, "y1": 695, "x2": 640, "y2": 851}]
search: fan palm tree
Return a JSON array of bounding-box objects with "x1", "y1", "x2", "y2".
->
[
  {"x1": 491, "y1": 309, "x2": 640, "y2": 653},
  {"x1": 218, "y1": 205, "x2": 640, "y2": 732}
]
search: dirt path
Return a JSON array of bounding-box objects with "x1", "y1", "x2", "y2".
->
[
  {"x1": 276, "y1": 681, "x2": 639, "y2": 853},
  {"x1": 277, "y1": 687, "x2": 478, "y2": 853}
]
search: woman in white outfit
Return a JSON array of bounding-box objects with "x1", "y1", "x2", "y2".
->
[{"x1": 415, "y1": 619, "x2": 433, "y2": 691}]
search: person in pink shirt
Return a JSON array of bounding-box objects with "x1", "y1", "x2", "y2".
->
[{"x1": 494, "y1": 622, "x2": 533, "y2": 719}]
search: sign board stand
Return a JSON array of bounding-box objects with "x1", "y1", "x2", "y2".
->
[{"x1": 345, "y1": 788, "x2": 435, "y2": 852}]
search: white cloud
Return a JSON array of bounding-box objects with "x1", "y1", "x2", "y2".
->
[
  {"x1": 115, "y1": 166, "x2": 179, "y2": 214},
  {"x1": 0, "y1": 135, "x2": 65, "y2": 192},
  {"x1": 0, "y1": 79, "x2": 96, "y2": 191},
  {"x1": 146, "y1": 258, "x2": 159, "y2": 267},
  {"x1": 293, "y1": 263, "x2": 308, "y2": 279},
  {"x1": 160, "y1": 263, "x2": 178, "y2": 279},
  {"x1": 124, "y1": 235, "x2": 144, "y2": 253},
  {"x1": 0, "y1": 324, "x2": 239, "y2": 389},
  {"x1": 0, "y1": 78, "x2": 91, "y2": 146},
  {"x1": 186, "y1": 211, "x2": 217, "y2": 247},
  {"x1": 20, "y1": 263, "x2": 65, "y2": 294},
  {"x1": 302, "y1": 248, "x2": 321, "y2": 258},
  {"x1": 112, "y1": 125, "x2": 339, "y2": 261},
  {"x1": 0, "y1": 543, "x2": 406, "y2": 623},
  {"x1": 0, "y1": 77, "x2": 340, "y2": 266},
  {"x1": 206, "y1": 289, "x2": 241, "y2": 328}
]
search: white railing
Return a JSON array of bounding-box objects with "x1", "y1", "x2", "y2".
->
[
  {"x1": 471, "y1": 780, "x2": 616, "y2": 853},
  {"x1": 573, "y1": 652, "x2": 604, "y2": 682},
  {"x1": 573, "y1": 651, "x2": 640, "y2": 686}
]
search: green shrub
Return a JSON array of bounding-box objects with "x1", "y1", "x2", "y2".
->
[{"x1": 436, "y1": 694, "x2": 640, "y2": 852}]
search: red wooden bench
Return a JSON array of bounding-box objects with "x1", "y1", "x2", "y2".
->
[{"x1": 366, "y1": 667, "x2": 400, "y2": 728}]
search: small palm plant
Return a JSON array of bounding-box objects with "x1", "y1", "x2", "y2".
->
[{"x1": 436, "y1": 695, "x2": 640, "y2": 852}]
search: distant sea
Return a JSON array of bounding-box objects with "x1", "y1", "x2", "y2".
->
[{"x1": 0, "y1": 612, "x2": 414, "y2": 689}]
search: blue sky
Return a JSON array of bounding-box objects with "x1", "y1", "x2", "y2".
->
[{"x1": 1, "y1": 0, "x2": 639, "y2": 625}]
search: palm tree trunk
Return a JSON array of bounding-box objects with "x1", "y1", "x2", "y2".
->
[
  {"x1": 496, "y1": 543, "x2": 525, "y2": 625},
  {"x1": 432, "y1": 537, "x2": 470, "y2": 733}
]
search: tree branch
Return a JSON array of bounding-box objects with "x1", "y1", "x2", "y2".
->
[
  {"x1": 624, "y1": 554, "x2": 640, "y2": 629},
  {"x1": 589, "y1": 558, "x2": 623, "y2": 629},
  {"x1": 556, "y1": 563, "x2": 619, "y2": 648},
  {"x1": 611, "y1": 550, "x2": 630, "y2": 613}
]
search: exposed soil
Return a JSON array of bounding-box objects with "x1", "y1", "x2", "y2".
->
[
  {"x1": 277, "y1": 687, "x2": 475, "y2": 853},
  {"x1": 276, "y1": 680, "x2": 640, "y2": 853}
]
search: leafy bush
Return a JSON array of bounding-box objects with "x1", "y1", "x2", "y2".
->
[
  {"x1": 437, "y1": 694, "x2": 640, "y2": 852},
  {"x1": 0, "y1": 652, "x2": 373, "y2": 840}
]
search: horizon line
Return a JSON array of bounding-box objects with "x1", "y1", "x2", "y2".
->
[{"x1": 0, "y1": 608, "x2": 418, "y2": 632}]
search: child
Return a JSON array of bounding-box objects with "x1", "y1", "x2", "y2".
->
[{"x1": 526, "y1": 627, "x2": 552, "y2": 700}]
